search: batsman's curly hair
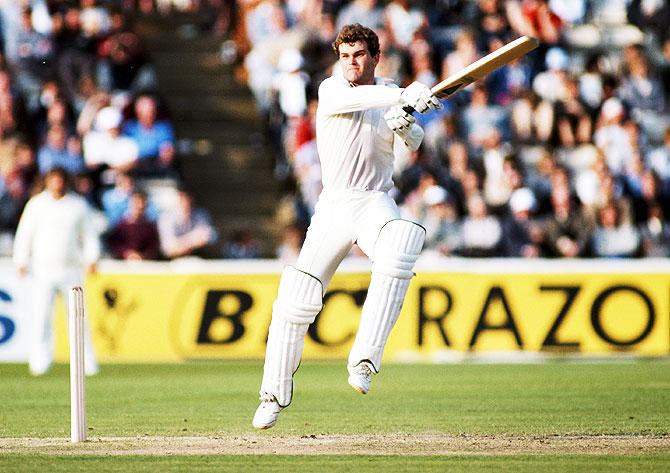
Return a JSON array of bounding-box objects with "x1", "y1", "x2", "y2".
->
[{"x1": 332, "y1": 23, "x2": 380, "y2": 57}]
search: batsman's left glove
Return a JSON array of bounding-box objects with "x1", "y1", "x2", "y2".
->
[{"x1": 400, "y1": 81, "x2": 442, "y2": 113}]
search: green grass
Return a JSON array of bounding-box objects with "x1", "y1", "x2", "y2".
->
[
  {"x1": 1, "y1": 360, "x2": 669, "y2": 471},
  {"x1": 1, "y1": 361, "x2": 669, "y2": 436},
  {"x1": 2, "y1": 454, "x2": 670, "y2": 473}
]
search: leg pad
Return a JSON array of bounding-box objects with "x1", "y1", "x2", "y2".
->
[
  {"x1": 349, "y1": 219, "x2": 425, "y2": 371},
  {"x1": 260, "y1": 266, "x2": 323, "y2": 406},
  {"x1": 372, "y1": 220, "x2": 425, "y2": 279},
  {"x1": 273, "y1": 266, "x2": 323, "y2": 324}
]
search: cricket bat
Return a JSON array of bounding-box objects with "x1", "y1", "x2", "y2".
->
[{"x1": 403, "y1": 35, "x2": 539, "y2": 113}]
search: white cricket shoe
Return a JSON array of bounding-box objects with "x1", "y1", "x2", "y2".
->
[
  {"x1": 252, "y1": 395, "x2": 283, "y2": 430},
  {"x1": 29, "y1": 357, "x2": 51, "y2": 376},
  {"x1": 85, "y1": 360, "x2": 99, "y2": 377},
  {"x1": 29, "y1": 365, "x2": 50, "y2": 376},
  {"x1": 348, "y1": 361, "x2": 374, "y2": 395}
]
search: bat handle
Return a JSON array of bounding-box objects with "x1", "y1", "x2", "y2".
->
[{"x1": 402, "y1": 105, "x2": 416, "y2": 115}]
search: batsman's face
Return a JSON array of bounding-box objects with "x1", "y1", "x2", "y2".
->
[{"x1": 338, "y1": 41, "x2": 379, "y2": 86}]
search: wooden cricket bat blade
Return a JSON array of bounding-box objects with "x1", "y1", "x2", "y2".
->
[
  {"x1": 432, "y1": 36, "x2": 539, "y2": 99},
  {"x1": 401, "y1": 36, "x2": 539, "y2": 114}
]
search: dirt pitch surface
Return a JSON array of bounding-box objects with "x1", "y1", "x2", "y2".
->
[{"x1": 2, "y1": 434, "x2": 669, "y2": 456}]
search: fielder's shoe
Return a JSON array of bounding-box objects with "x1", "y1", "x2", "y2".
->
[
  {"x1": 29, "y1": 358, "x2": 51, "y2": 376},
  {"x1": 85, "y1": 360, "x2": 99, "y2": 377},
  {"x1": 252, "y1": 394, "x2": 283, "y2": 430},
  {"x1": 29, "y1": 365, "x2": 50, "y2": 376},
  {"x1": 348, "y1": 361, "x2": 374, "y2": 395}
]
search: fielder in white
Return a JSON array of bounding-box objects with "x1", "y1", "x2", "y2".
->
[
  {"x1": 13, "y1": 167, "x2": 100, "y2": 376},
  {"x1": 253, "y1": 23, "x2": 442, "y2": 429}
]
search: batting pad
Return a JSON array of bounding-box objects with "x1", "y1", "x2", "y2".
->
[
  {"x1": 260, "y1": 266, "x2": 323, "y2": 407},
  {"x1": 349, "y1": 220, "x2": 425, "y2": 372},
  {"x1": 370, "y1": 219, "x2": 426, "y2": 279}
]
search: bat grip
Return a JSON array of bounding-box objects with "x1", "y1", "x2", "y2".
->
[{"x1": 402, "y1": 105, "x2": 416, "y2": 115}]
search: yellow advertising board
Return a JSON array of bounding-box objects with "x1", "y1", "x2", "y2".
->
[{"x1": 53, "y1": 265, "x2": 670, "y2": 362}]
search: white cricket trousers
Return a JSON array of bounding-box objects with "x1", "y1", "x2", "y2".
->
[
  {"x1": 296, "y1": 189, "x2": 401, "y2": 288},
  {"x1": 30, "y1": 270, "x2": 98, "y2": 376},
  {"x1": 260, "y1": 189, "x2": 424, "y2": 405},
  {"x1": 297, "y1": 188, "x2": 410, "y2": 370}
]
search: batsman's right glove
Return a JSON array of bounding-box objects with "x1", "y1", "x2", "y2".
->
[
  {"x1": 384, "y1": 105, "x2": 416, "y2": 132},
  {"x1": 384, "y1": 106, "x2": 425, "y2": 150},
  {"x1": 400, "y1": 81, "x2": 442, "y2": 113}
]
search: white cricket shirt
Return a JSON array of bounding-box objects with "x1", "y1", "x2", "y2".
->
[
  {"x1": 13, "y1": 191, "x2": 100, "y2": 274},
  {"x1": 316, "y1": 75, "x2": 409, "y2": 192}
]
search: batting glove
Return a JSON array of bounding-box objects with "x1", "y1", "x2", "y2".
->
[
  {"x1": 384, "y1": 106, "x2": 416, "y2": 132},
  {"x1": 385, "y1": 106, "x2": 424, "y2": 150},
  {"x1": 400, "y1": 81, "x2": 442, "y2": 113}
]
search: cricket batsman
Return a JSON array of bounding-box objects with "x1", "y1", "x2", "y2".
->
[{"x1": 253, "y1": 23, "x2": 442, "y2": 429}]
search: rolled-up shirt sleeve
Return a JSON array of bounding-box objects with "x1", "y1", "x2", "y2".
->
[
  {"x1": 13, "y1": 199, "x2": 38, "y2": 268},
  {"x1": 81, "y1": 208, "x2": 101, "y2": 265}
]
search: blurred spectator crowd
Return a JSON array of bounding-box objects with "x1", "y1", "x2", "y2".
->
[
  {"x1": 4, "y1": 0, "x2": 670, "y2": 262},
  {"x1": 0, "y1": 0, "x2": 221, "y2": 260},
  {"x1": 232, "y1": 0, "x2": 670, "y2": 259}
]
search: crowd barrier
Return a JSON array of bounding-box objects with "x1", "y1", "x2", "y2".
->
[{"x1": 1, "y1": 257, "x2": 668, "y2": 363}]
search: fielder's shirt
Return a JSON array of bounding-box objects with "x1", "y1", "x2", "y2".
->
[{"x1": 13, "y1": 191, "x2": 100, "y2": 275}]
